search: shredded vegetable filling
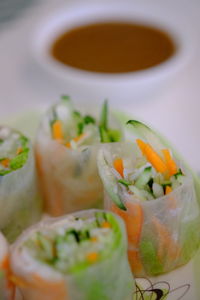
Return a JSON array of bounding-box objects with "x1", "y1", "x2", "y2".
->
[
  {"x1": 49, "y1": 96, "x2": 122, "y2": 149},
  {"x1": 113, "y1": 139, "x2": 185, "y2": 201},
  {"x1": 24, "y1": 212, "x2": 119, "y2": 274},
  {"x1": 0, "y1": 127, "x2": 29, "y2": 176}
]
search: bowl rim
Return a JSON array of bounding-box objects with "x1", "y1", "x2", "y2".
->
[{"x1": 31, "y1": 2, "x2": 194, "y2": 85}]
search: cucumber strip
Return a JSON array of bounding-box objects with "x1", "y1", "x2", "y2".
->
[
  {"x1": 129, "y1": 185, "x2": 146, "y2": 201},
  {"x1": 97, "y1": 150, "x2": 126, "y2": 210},
  {"x1": 99, "y1": 100, "x2": 108, "y2": 131},
  {"x1": 126, "y1": 120, "x2": 164, "y2": 152},
  {"x1": 152, "y1": 182, "x2": 164, "y2": 198},
  {"x1": 140, "y1": 239, "x2": 163, "y2": 275},
  {"x1": 135, "y1": 166, "x2": 152, "y2": 189}
]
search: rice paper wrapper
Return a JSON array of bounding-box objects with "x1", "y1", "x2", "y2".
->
[
  {"x1": 98, "y1": 142, "x2": 200, "y2": 277},
  {"x1": 10, "y1": 210, "x2": 134, "y2": 300},
  {"x1": 0, "y1": 141, "x2": 42, "y2": 243},
  {"x1": 35, "y1": 112, "x2": 104, "y2": 216},
  {"x1": 36, "y1": 137, "x2": 103, "y2": 216},
  {"x1": 0, "y1": 232, "x2": 15, "y2": 300}
]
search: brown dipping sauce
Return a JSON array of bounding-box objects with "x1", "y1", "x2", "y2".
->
[{"x1": 51, "y1": 22, "x2": 175, "y2": 73}]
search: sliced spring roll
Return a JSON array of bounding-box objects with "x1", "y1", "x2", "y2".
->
[
  {"x1": 36, "y1": 97, "x2": 123, "y2": 216},
  {"x1": 10, "y1": 209, "x2": 134, "y2": 300},
  {"x1": 98, "y1": 121, "x2": 200, "y2": 277},
  {"x1": 0, "y1": 232, "x2": 15, "y2": 300},
  {"x1": 0, "y1": 126, "x2": 42, "y2": 242}
]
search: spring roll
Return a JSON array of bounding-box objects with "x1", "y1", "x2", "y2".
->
[
  {"x1": 0, "y1": 232, "x2": 15, "y2": 300},
  {"x1": 0, "y1": 126, "x2": 42, "y2": 242},
  {"x1": 97, "y1": 120, "x2": 200, "y2": 277},
  {"x1": 10, "y1": 209, "x2": 134, "y2": 300},
  {"x1": 36, "y1": 97, "x2": 122, "y2": 216}
]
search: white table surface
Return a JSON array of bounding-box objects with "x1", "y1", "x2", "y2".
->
[{"x1": 0, "y1": 0, "x2": 200, "y2": 170}]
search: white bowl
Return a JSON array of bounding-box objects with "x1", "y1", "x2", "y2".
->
[{"x1": 32, "y1": 2, "x2": 193, "y2": 109}]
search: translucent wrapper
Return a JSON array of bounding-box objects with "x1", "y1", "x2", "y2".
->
[
  {"x1": 0, "y1": 232, "x2": 15, "y2": 300},
  {"x1": 36, "y1": 138, "x2": 103, "y2": 216},
  {"x1": 10, "y1": 210, "x2": 134, "y2": 300},
  {"x1": 98, "y1": 143, "x2": 200, "y2": 277},
  {"x1": 35, "y1": 103, "x2": 122, "y2": 216},
  {"x1": 0, "y1": 132, "x2": 42, "y2": 243}
]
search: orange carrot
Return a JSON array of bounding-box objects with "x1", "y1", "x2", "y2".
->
[
  {"x1": 152, "y1": 217, "x2": 180, "y2": 263},
  {"x1": 52, "y1": 120, "x2": 63, "y2": 141},
  {"x1": 165, "y1": 185, "x2": 172, "y2": 195},
  {"x1": 113, "y1": 158, "x2": 124, "y2": 177},
  {"x1": 1, "y1": 158, "x2": 10, "y2": 168},
  {"x1": 136, "y1": 139, "x2": 146, "y2": 155},
  {"x1": 112, "y1": 202, "x2": 144, "y2": 274},
  {"x1": 90, "y1": 236, "x2": 98, "y2": 242},
  {"x1": 2, "y1": 255, "x2": 15, "y2": 299},
  {"x1": 101, "y1": 221, "x2": 111, "y2": 228},
  {"x1": 11, "y1": 274, "x2": 67, "y2": 300},
  {"x1": 66, "y1": 133, "x2": 86, "y2": 148},
  {"x1": 136, "y1": 139, "x2": 168, "y2": 174},
  {"x1": 162, "y1": 149, "x2": 178, "y2": 176},
  {"x1": 86, "y1": 252, "x2": 98, "y2": 263}
]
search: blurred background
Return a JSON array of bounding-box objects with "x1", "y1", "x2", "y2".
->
[{"x1": 0, "y1": 0, "x2": 200, "y2": 169}]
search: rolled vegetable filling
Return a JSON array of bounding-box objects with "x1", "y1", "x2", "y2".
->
[
  {"x1": 0, "y1": 127, "x2": 29, "y2": 176},
  {"x1": 36, "y1": 97, "x2": 123, "y2": 216},
  {"x1": 98, "y1": 120, "x2": 200, "y2": 277},
  {"x1": 49, "y1": 96, "x2": 121, "y2": 147},
  {"x1": 10, "y1": 210, "x2": 134, "y2": 300},
  {"x1": 0, "y1": 126, "x2": 42, "y2": 242}
]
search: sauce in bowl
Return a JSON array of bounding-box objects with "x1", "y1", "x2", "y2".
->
[{"x1": 51, "y1": 22, "x2": 175, "y2": 74}]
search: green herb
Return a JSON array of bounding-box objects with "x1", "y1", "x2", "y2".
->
[
  {"x1": 73, "y1": 111, "x2": 81, "y2": 118},
  {"x1": 9, "y1": 148, "x2": 29, "y2": 170},
  {"x1": 68, "y1": 229, "x2": 80, "y2": 243},
  {"x1": 99, "y1": 126, "x2": 110, "y2": 143},
  {"x1": 107, "y1": 129, "x2": 121, "y2": 142},
  {"x1": 0, "y1": 157, "x2": 7, "y2": 162},
  {"x1": 19, "y1": 136, "x2": 29, "y2": 148},
  {"x1": 0, "y1": 139, "x2": 3, "y2": 144},
  {"x1": 161, "y1": 181, "x2": 172, "y2": 188},
  {"x1": 77, "y1": 122, "x2": 84, "y2": 135},
  {"x1": 118, "y1": 179, "x2": 131, "y2": 187},
  {"x1": 84, "y1": 115, "x2": 96, "y2": 124},
  {"x1": 99, "y1": 100, "x2": 108, "y2": 130},
  {"x1": 61, "y1": 95, "x2": 70, "y2": 101},
  {"x1": 0, "y1": 169, "x2": 11, "y2": 176},
  {"x1": 147, "y1": 178, "x2": 154, "y2": 190},
  {"x1": 50, "y1": 109, "x2": 58, "y2": 127},
  {"x1": 174, "y1": 168, "x2": 184, "y2": 178}
]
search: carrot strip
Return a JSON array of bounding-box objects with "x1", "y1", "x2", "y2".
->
[
  {"x1": 136, "y1": 139, "x2": 168, "y2": 174},
  {"x1": 1, "y1": 158, "x2": 10, "y2": 168},
  {"x1": 2, "y1": 255, "x2": 15, "y2": 299},
  {"x1": 101, "y1": 221, "x2": 111, "y2": 228},
  {"x1": 113, "y1": 158, "x2": 124, "y2": 177},
  {"x1": 52, "y1": 120, "x2": 63, "y2": 141},
  {"x1": 152, "y1": 217, "x2": 180, "y2": 263},
  {"x1": 136, "y1": 139, "x2": 147, "y2": 155},
  {"x1": 86, "y1": 252, "x2": 98, "y2": 263},
  {"x1": 162, "y1": 149, "x2": 177, "y2": 176},
  {"x1": 11, "y1": 274, "x2": 67, "y2": 300},
  {"x1": 112, "y1": 202, "x2": 144, "y2": 274},
  {"x1": 66, "y1": 133, "x2": 86, "y2": 148},
  {"x1": 91, "y1": 236, "x2": 98, "y2": 242},
  {"x1": 165, "y1": 185, "x2": 172, "y2": 195}
]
